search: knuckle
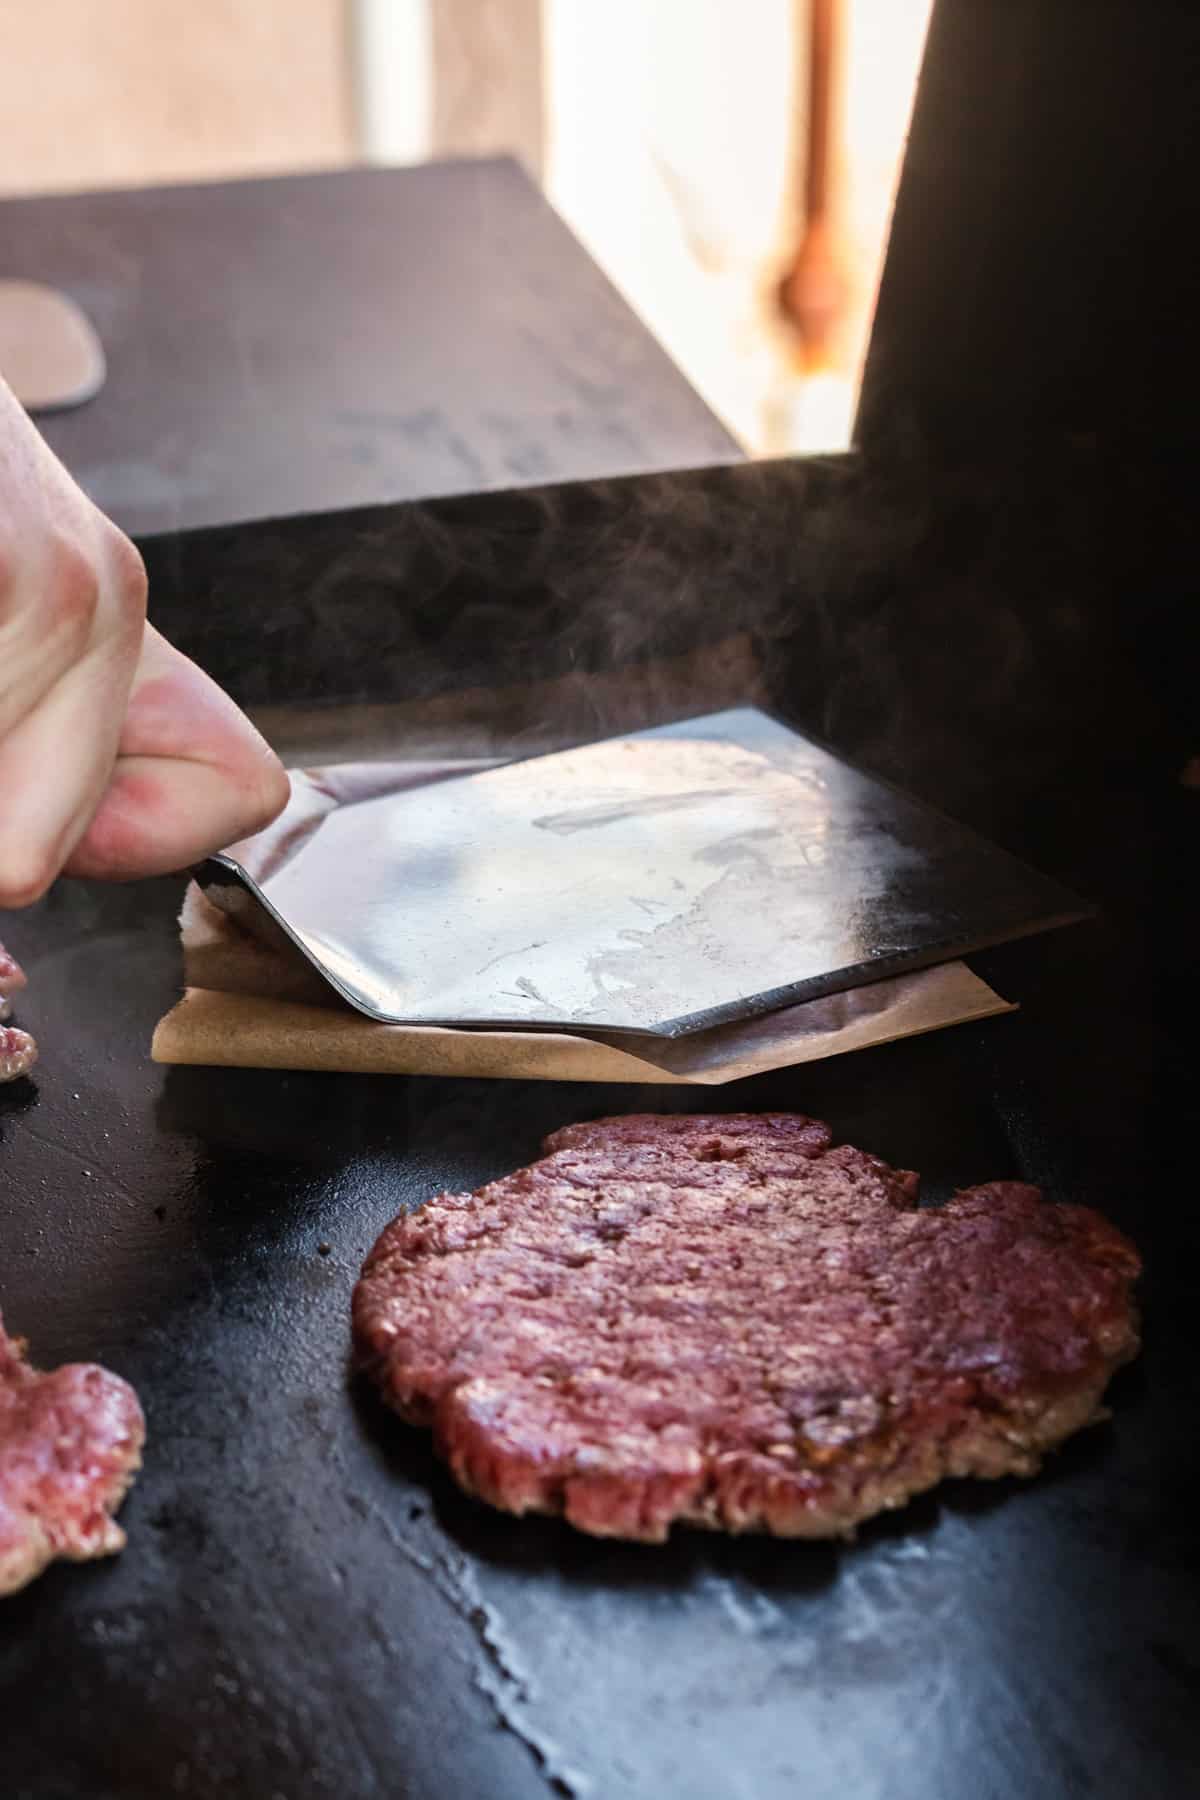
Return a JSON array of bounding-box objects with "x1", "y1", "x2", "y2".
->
[
  {"x1": 40, "y1": 526, "x2": 147, "y2": 659},
  {"x1": 44, "y1": 532, "x2": 101, "y2": 649},
  {"x1": 106, "y1": 527, "x2": 148, "y2": 623}
]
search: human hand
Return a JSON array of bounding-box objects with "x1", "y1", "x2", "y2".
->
[{"x1": 0, "y1": 375, "x2": 288, "y2": 906}]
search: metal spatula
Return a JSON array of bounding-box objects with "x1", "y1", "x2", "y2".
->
[{"x1": 196, "y1": 708, "x2": 1087, "y2": 1038}]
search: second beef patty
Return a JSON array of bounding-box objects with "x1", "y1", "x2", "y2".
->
[{"x1": 353, "y1": 1113, "x2": 1140, "y2": 1542}]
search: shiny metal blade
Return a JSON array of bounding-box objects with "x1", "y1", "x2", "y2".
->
[{"x1": 196, "y1": 708, "x2": 1088, "y2": 1036}]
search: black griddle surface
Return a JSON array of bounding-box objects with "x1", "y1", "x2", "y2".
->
[{"x1": 0, "y1": 776, "x2": 1194, "y2": 1800}]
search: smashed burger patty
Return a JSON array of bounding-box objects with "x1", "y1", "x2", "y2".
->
[
  {"x1": 1, "y1": 1312, "x2": 145, "y2": 1595},
  {"x1": 0, "y1": 937, "x2": 36, "y2": 1080},
  {"x1": 0, "y1": 936, "x2": 24, "y2": 1022},
  {"x1": 353, "y1": 1114, "x2": 1140, "y2": 1542}
]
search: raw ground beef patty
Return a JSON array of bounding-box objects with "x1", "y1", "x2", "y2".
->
[
  {"x1": 1, "y1": 936, "x2": 37, "y2": 1080},
  {"x1": 353, "y1": 1114, "x2": 1141, "y2": 1541},
  {"x1": 1, "y1": 1312, "x2": 145, "y2": 1595},
  {"x1": 0, "y1": 936, "x2": 25, "y2": 1020},
  {"x1": 0, "y1": 1025, "x2": 38, "y2": 1083}
]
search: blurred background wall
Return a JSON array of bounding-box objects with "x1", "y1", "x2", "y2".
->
[{"x1": 0, "y1": 0, "x2": 932, "y2": 454}]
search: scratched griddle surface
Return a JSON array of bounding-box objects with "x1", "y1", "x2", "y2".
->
[{"x1": 0, "y1": 770, "x2": 1195, "y2": 1800}]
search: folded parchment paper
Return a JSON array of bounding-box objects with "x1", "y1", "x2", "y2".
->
[{"x1": 153, "y1": 855, "x2": 1013, "y2": 1087}]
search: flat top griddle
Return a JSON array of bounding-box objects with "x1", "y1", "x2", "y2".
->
[{"x1": 0, "y1": 771, "x2": 1193, "y2": 1800}]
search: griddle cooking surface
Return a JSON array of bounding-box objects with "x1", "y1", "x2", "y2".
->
[
  {"x1": 200, "y1": 709, "x2": 1087, "y2": 1035},
  {"x1": 0, "y1": 783, "x2": 1194, "y2": 1800}
]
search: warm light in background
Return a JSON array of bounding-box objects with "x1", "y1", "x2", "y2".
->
[
  {"x1": 0, "y1": 0, "x2": 934, "y2": 459},
  {"x1": 542, "y1": 0, "x2": 934, "y2": 457},
  {"x1": 543, "y1": 0, "x2": 798, "y2": 453}
]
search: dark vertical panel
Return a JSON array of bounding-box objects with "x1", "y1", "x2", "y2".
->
[
  {"x1": 859, "y1": 0, "x2": 1200, "y2": 458},
  {"x1": 851, "y1": 0, "x2": 1198, "y2": 783}
]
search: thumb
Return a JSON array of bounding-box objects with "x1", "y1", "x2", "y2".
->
[{"x1": 64, "y1": 625, "x2": 290, "y2": 882}]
